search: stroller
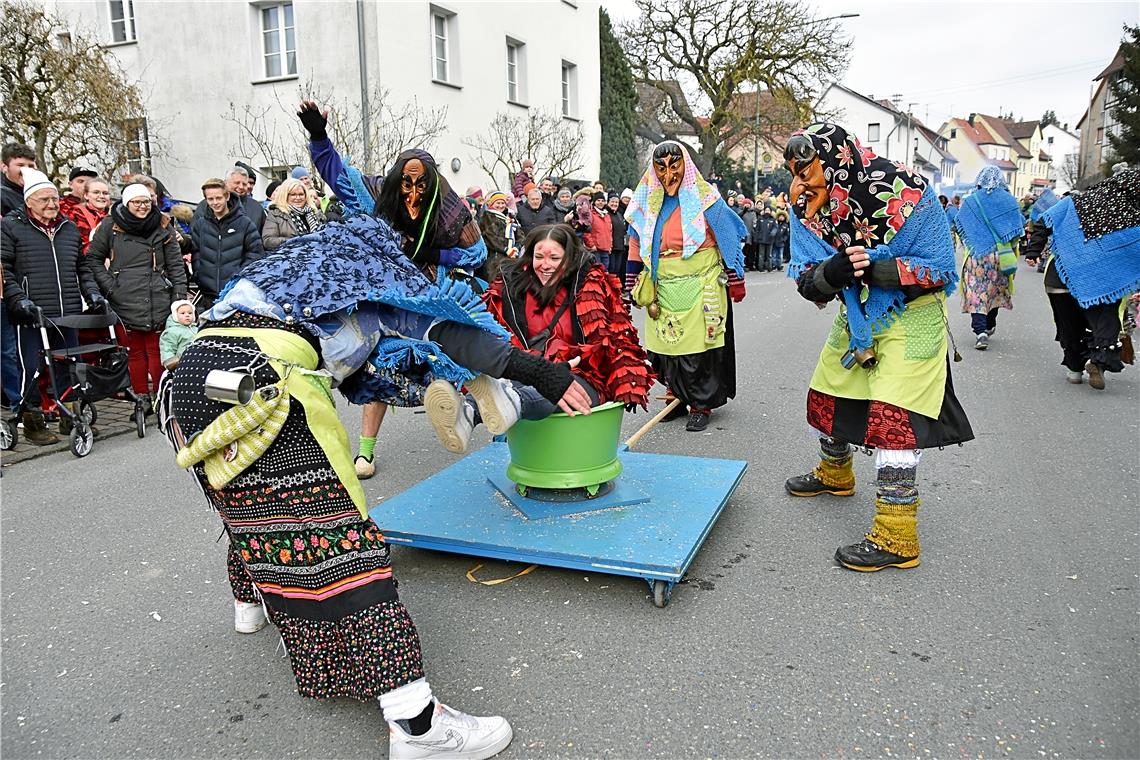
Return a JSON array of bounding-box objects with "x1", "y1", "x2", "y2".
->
[{"x1": 0, "y1": 308, "x2": 147, "y2": 457}]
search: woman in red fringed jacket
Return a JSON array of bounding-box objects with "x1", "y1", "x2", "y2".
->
[{"x1": 424, "y1": 223, "x2": 654, "y2": 453}]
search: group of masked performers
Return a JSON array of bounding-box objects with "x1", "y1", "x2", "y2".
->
[{"x1": 159, "y1": 109, "x2": 1135, "y2": 758}]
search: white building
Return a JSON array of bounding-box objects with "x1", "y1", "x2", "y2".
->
[
  {"x1": 816, "y1": 83, "x2": 955, "y2": 191},
  {"x1": 47, "y1": 0, "x2": 601, "y2": 200},
  {"x1": 1041, "y1": 124, "x2": 1081, "y2": 194}
]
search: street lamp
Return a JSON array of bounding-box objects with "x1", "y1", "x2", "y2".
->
[{"x1": 751, "y1": 13, "x2": 859, "y2": 197}]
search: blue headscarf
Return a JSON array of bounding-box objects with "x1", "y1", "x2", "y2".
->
[{"x1": 954, "y1": 166, "x2": 1024, "y2": 256}]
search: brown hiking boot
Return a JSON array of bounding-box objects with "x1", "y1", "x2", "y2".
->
[{"x1": 22, "y1": 410, "x2": 60, "y2": 446}]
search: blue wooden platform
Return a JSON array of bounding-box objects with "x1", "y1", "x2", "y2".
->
[{"x1": 369, "y1": 443, "x2": 747, "y2": 603}]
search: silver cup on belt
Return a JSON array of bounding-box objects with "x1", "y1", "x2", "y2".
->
[{"x1": 204, "y1": 369, "x2": 256, "y2": 405}]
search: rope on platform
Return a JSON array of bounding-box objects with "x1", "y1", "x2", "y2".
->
[{"x1": 466, "y1": 563, "x2": 539, "y2": 586}]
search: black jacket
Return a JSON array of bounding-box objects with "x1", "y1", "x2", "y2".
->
[
  {"x1": 516, "y1": 203, "x2": 559, "y2": 235},
  {"x1": 1, "y1": 175, "x2": 24, "y2": 218},
  {"x1": 87, "y1": 212, "x2": 188, "y2": 331},
  {"x1": 1, "y1": 210, "x2": 98, "y2": 318},
  {"x1": 609, "y1": 209, "x2": 629, "y2": 253},
  {"x1": 195, "y1": 193, "x2": 266, "y2": 232},
  {"x1": 189, "y1": 202, "x2": 264, "y2": 299},
  {"x1": 755, "y1": 214, "x2": 778, "y2": 245}
]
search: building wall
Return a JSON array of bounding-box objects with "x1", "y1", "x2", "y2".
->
[
  {"x1": 939, "y1": 126, "x2": 988, "y2": 186},
  {"x1": 1042, "y1": 124, "x2": 1080, "y2": 193},
  {"x1": 817, "y1": 87, "x2": 895, "y2": 160},
  {"x1": 46, "y1": 0, "x2": 601, "y2": 200},
  {"x1": 1078, "y1": 78, "x2": 1113, "y2": 186}
]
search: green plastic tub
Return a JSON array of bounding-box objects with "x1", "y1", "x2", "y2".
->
[{"x1": 506, "y1": 401, "x2": 625, "y2": 491}]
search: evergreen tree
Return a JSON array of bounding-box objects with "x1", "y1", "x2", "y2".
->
[
  {"x1": 1107, "y1": 24, "x2": 1140, "y2": 167},
  {"x1": 598, "y1": 9, "x2": 639, "y2": 191},
  {"x1": 1040, "y1": 109, "x2": 1059, "y2": 128}
]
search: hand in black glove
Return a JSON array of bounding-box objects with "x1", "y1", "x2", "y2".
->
[
  {"x1": 11, "y1": 298, "x2": 40, "y2": 326},
  {"x1": 821, "y1": 251, "x2": 857, "y2": 289},
  {"x1": 87, "y1": 292, "x2": 107, "y2": 311},
  {"x1": 624, "y1": 403, "x2": 639, "y2": 413},
  {"x1": 297, "y1": 100, "x2": 328, "y2": 142}
]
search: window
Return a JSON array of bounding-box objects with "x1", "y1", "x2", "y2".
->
[
  {"x1": 260, "y1": 2, "x2": 296, "y2": 79},
  {"x1": 123, "y1": 118, "x2": 151, "y2": 174},
  {"x1": 506, "y1": 39, "x2": 527, "y2": 105},
  {"x1": 262, "y1": 165, "x2": 290, "y2": 182},
  {"x1": 949, "y1": 128, "x2": 957, "y2": 139},
  {"x1": 561, "y1": 60, "x2": 578, "y2": 118},
  {"x1": 867, "y1": 123, "x2": 880, "y2": 142},
  {"x1": 506, "y1": 42, "x2": 519, "y2": 102},
  {"x1": 429, "y1": 7, "x2": 459, "y2": 85},
  {"x1": 109, "y1": 0, "x2": 136, "y2": 43}
]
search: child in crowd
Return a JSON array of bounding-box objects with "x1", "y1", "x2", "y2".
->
[{"x1": 160, "y1": 299, "x2": 198, "y2": 370}]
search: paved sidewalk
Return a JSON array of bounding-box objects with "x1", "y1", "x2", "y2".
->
[{"x1": 1, "y1": 398, "x2": 147, "y2": 466}]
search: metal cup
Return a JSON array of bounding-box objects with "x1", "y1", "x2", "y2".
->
[{"x1": 204, "y1": 369, "x2": 255, "y2": 405}]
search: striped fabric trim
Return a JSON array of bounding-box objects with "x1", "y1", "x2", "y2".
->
[{"x1": 257, "y1": 567, "x2": 394, "y2": 600}]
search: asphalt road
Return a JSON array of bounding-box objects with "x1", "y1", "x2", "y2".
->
[{"x1": 3, "y1": 265, "x2": 1137, "y2": 760}]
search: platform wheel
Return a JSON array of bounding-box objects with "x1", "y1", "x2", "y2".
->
[
  {"x1": 652, "y1": 580, "x2": 672, "y2": 608},
  {"x1": 0, "y1": 418, "x2": 15, "y2": 450},
  {"x1": 69, "y1": 421, "x2": 93, "y2": 458},
  {"x1": 79, "y1": 399, "x2": 97, "y2": 426},
  {"x1": 134, "y1": 406, "x2": 146, "y2": 438}
]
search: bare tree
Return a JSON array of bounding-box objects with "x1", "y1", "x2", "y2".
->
[
  {"x1": 463, "y1": 108, "x2": 586, "y2": 190},
  {"x1": 0, "y1": 1, "x2": 151, "y2": 184},
  {"x1": 222, "y1": 76, "x2": 448, "y2": 181},
  {"x1": 1056, "y1": 153, "x2": 1081, "y2": 190},
  {"x1": 622, "y1": 0, "x2": 850, "y2": 174}
]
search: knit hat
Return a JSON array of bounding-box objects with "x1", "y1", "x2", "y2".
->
[
  {"x1": 171, "y1": 299, "x2": 195, "y2": 318},
  {"x1": 289, "y1": 166, "x2": 309, "y2": 180},
  {"x1": 522, "y1": 181, "x2": 537, "y2": 195},
  {"x1": 69, "y1": 166, "x2": 97, "y2": 181},
  {"x1": 21, "y1": 168, "x2": 55, "y2": 200},
  {"x1": 465, "y1": 186, "x2": 484, "y2": 200},
  {"x1": 121, "y1": 183, "x2": 151, "y2": 205},
  {"x1": 621, "y1": 187, "x2": 634, "y2": 200},
  {"x1": 591, "y1": 191, "x2": 606, "y2": 203},
  {"x1": 265, "y1": 180, "x2": 282, "y2": 199},
  {"x1": 484, "y1": 190, "x2": 507, "y2": 207}
]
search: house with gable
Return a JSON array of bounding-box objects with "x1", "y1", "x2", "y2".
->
[
  {"x1": 816, "y1": 83, "x2": 956, "y2": 190},
  {"x1": 976, "y1": 115, "x2": 1039, "y2": 198},
  {"x1": 1041, "y1": 123, "x2": 1081, "y2": 193},
  {"x1": 939, "y1": 115, "x2": 1018, "y2": 189},
  {"x1": 1000, "y1": 119, "x2": 1054, "y2": 197},
  {"x1": 1077, "y1": 44, "x2": 1126, "y2": 186}
]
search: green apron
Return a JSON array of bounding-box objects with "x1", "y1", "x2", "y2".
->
[
  {"x1": 633, "y1": 247, "x2": 727, "y2": 356},
  {"x1": 810, "y1": 292, "x2": 948, "y2": 419}
]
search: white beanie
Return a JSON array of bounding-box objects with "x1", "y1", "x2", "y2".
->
[
  {"x1": 21, "y1": 168, "x2": 55, "y2": 200},
  {"x1": 120, "y1": 183, "x2": 151, "y2": 205},
  {"x1": 620, "y1": 187, "x2": 634, "y2": 200},
  {"x1": 170, "y1": 299, "x2": 195, "y2": 318}
]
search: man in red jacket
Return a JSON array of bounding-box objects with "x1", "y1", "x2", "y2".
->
[{"x1": 581, "y1": 192, "x2": 613, "y2": 270}]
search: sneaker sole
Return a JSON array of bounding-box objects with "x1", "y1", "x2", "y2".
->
[
  {"x1": 785, "y1": 484, "x2": 856, "y2": 497},
  {"x1": 837, "y1": 556, "x2": 921, "y2": 572},
  {"x1": 425, "y1": 381, "x2": 469, "y2": 453},
  {"x1": 466, "y1": 375, "x2": 512, "y2": 435},
  {"x1": 390, "y1": 722, "x2": 512, "y2": 760}
]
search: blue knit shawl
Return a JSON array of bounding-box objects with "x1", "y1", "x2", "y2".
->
[
  {"x1": 788, "y1": 186, "x2": 957, "y2": 352},
  {"x1": 1030, "y1": 188, "x2": 1059, "y2": 223},
  {"x1": 1044, "y1": 196, "x2": 1140, "y2": 308},
  {"x1": 955, "y1": 188, "x2": 1023, "y2": 256}
]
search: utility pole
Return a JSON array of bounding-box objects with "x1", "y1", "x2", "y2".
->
[{"x1": 356, "y1": 0, "x2": 372, "y2": 171}]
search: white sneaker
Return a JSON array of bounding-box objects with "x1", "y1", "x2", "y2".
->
[
  {"x1": 465, "y1": 375, "x2": 520, "y2": 435},
  {"x1": 355, "y1": 455, "x2": 376, "y2": 479},
  {"x1": 1066, "y1": 370, "x2": 1084, "y2": 384},
  {"x1": 234, "y1": 600, "x2": 267, "y2": 634},
  {"x1": 389, "y1": 702, "x2": 512, "y2": 760},
  {"x1": 974, "y1": 333, "x2": 988, "y2": 350},
  {"x1": 425, "y1": 380, "x2": 475, "y2": 454}
]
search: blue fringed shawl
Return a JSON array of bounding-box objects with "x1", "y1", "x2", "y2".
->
[
  {"x1": 788, "y1": 186, "x2": 957, "y2": 352},
  {"x1": 955, "y1": 188, "x2": 1024, "y2": 256},
  {"x1": 1030, "y1": 188, "x2": 1058, "y2": 222},
  {"x1": 1044, "y1": 196, "x2": 1140, "y2": 308}
]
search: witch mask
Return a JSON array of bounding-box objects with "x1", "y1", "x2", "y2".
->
[
  {"x1": 400, "y1": 158, "x2": 429, "y2": 220},
  {"x1": 653, "y1": 147, "x2": 685, "y2": 196},
  {"x1": 784, "y1": 134, "x2": 827, "y2": 221}
]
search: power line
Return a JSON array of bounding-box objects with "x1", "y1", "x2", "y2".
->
[{"x1": 906, "y1": 60, "x2": 1105, "y2": 98}]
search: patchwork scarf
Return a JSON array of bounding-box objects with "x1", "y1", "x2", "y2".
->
[
  {"x1": 1044, "y1": 176, "x2": 1140, "y2": 308},
  {"x1": 954, "y1": 166, "x2": 1024, "y2": 256},
  {"x1": 786, "y1": 123, "x2": 956, "y2": 353},
  {"x1": 624, "y1": 140, "x2": 726, "y2": 276}
]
